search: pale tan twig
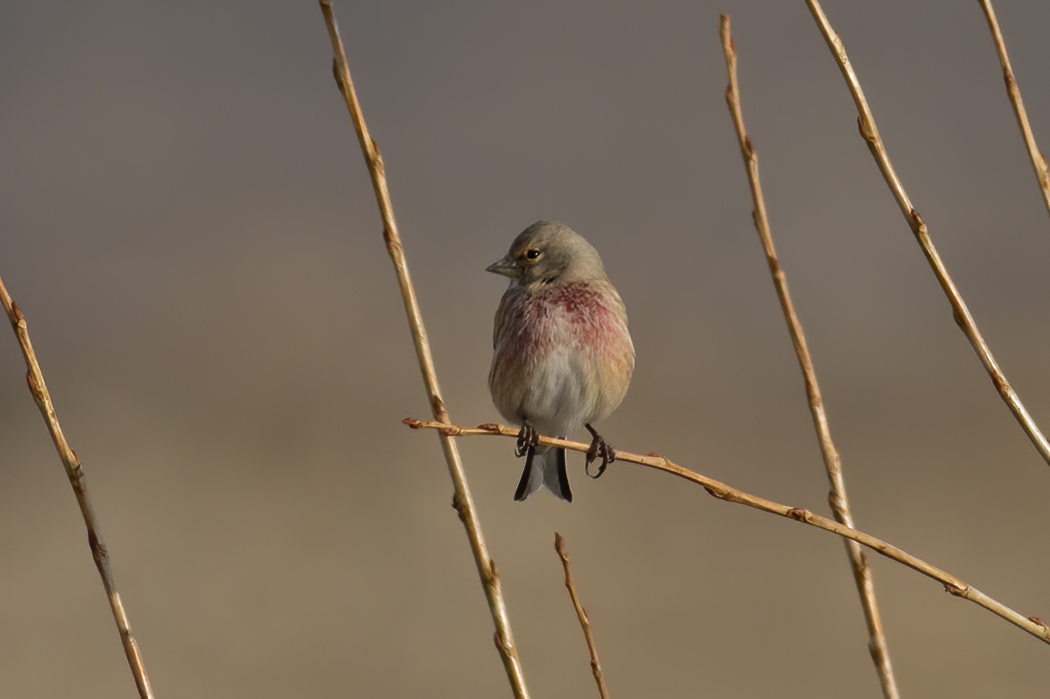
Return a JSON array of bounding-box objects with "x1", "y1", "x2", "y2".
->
[
  {"x1": 719, "y1": 15, "x2": 899, "y2": 698},
  {"x1": 979, "y1": 0, "x2": 1050, "y2": 219},
  {"x1": 554, "y1": 533, "x2": 610, "y2": 699},
  {"x1": 805, "y1": 0, "x2": 1050, "y2": 468},
  {"x1": 317, "y1": 3, "x2": 529, "y2": 696},
  {"x1": 0, "y1": 277, "x2": 153, "y2": 699},
  {"x1": 406, "y1": 418, "x2": 1050, "y2": 646}
]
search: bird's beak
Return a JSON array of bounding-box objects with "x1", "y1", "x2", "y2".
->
[{"x1": 486, "y1": 256, "x2": 518, "y2": 278}]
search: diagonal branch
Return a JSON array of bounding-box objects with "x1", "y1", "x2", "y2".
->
[
  {"x1": 555, "y1": 534, "x2": 610, "y2": 699},
  {"x1": 805, "y1": 0, "x2": 1050, "y2": 468},
  {"x1": 317, "y1": 2, "x2": 530, "y2": 696},
  {"x1": 0, "y1": 277, "x2": 154, "y2": 699},
  {"x1": 978, "y1": 0, "x2": 1050, "y2": 220},
  {"x1": 406, "y1": 418, "x2": 1050, "y2": 647},
  {"x1": 719, "y1": 15, "x2": 899, "y2": 698}
]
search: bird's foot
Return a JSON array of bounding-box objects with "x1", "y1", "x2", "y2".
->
[
  {"x1": 584, "y1": 423, "x2": 616, "y2": 479},
  {"x1": 515, "y1": 421, "x2": 539, "y2": 458}
]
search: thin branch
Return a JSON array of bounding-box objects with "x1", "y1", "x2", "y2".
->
[
  {"x1": 979, "y1": 0, "x2": 1050, "y2": 219},
  {"x1": 554, "y1": 534, "x2": 610, "y2": 699},
  {"x1": 406, "y1": 418, "x2": 1050, "y2": 647},
  {"x1": 719, "y1": 15, "x2": 899, "y2": 698},
  {"x1": 805, "y1": 0, "x2": 1050, "y2": 468},
  {"x1": 0, "y1": 277, "x2": 153, "y2": 699},
  {"x1": 317, "y1": 2, "x2": 530, "y2": 696}
]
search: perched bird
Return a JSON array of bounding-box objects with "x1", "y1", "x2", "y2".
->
[{"x1": 487, "y1": 221, "x2": 635, "y2": 502}]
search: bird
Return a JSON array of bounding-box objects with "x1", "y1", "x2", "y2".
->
[{"x1": 487, "y1": 221, "x2": 635, "y2": 502}]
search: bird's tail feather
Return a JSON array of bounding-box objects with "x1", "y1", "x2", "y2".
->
[{"x1": 514, "y1": 445, "x2": 572, "y2": 502}]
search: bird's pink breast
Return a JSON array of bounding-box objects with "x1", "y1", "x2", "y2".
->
[{"x1": 507, "y1": 283, "x2": 625, "y2": 357}]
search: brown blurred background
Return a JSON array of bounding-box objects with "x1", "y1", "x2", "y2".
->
[{"x1": 3, "y1": 1, "x2": 1050, "y2": 696}]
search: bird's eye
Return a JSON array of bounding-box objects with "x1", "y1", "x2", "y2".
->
[{"x1": 525, "y1": 249, "x2": 542, "y2": 261}]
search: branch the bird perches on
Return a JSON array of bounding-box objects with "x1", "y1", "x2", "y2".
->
[{"x1": 405, "y1": 417, "x2": 1050, "y2": 647}]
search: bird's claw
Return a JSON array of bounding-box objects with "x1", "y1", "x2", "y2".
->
[
  {"x1": 584, "y1": 423, "x2": 615, "y2": 479},
  {"x1": 515, "y1": 421, "x2": 538, "y2": 457}
]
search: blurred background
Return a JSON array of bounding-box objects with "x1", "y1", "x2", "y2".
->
[{"x1": 2, "y1": 1, "x2": 1050, "y2": 696}]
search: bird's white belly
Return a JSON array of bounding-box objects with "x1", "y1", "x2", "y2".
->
[{"x1": 517, "y1": 345, "x2": 600, "y2": 435}]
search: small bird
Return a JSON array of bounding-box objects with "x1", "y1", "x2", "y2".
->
[{"x1": 487, "y1": 221, "x2": 635, "y2": 502}]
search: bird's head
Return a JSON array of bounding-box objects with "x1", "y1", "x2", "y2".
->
[{"x1": 486, "y1": 221, "x2": 608, "y2": 286}]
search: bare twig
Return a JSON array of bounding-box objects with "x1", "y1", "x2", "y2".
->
[
  {"x1": 805, "y1": 0, "x2": 1050, "y2": 468},
  {"x1": 0, "y1": 277, "x2": 153, "y2": 699},
  {"x1": 554, "y1": 533, "x2": 610, "y2": 699},
  {"x1": 979, "y1": 0, "x2": 1050, "y2": 218},
  {"x1": 719, "y1": 15, "x2": 899, "y2": 698},
  {"x1": 317, "y1": 2, "x2": 529, "y2": 696},
  {"x1": 406, "y1": 418, "x2": 1050, "y2": 646}
]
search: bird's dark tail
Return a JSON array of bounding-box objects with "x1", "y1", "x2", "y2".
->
[{"x1": 514, "y1": 445, "x2": 571, "y2": 502}]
